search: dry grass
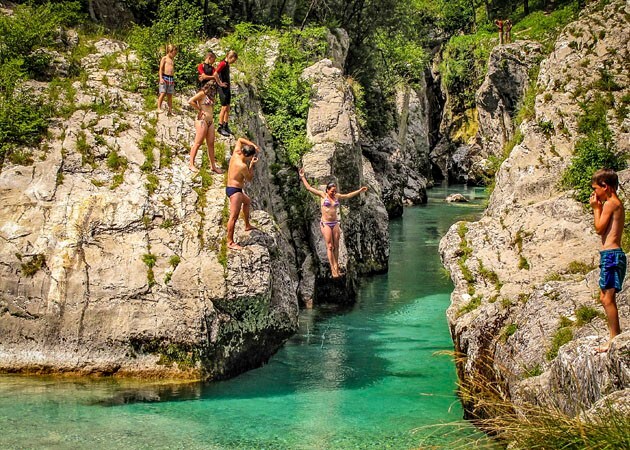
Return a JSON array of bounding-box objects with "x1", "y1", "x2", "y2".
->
[{"x1": 415, "y1": 352, "x2": 630, "y2": 449}]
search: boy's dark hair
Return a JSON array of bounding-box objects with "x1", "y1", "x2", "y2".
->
[
  {"x1": 242, "y1": 145, "x2": 256, "y2": 157},
  {"x1": 592, "y1": 168, "x2": 619, "y2": 190}
]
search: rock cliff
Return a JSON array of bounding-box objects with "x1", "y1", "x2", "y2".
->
[
  {"x1": 362, "y1": 81, "x2": 433, "y2": 217},
  {"x1": 440, "y1": 0, "x2": 629, "y2": 418},
  {"x1": 0, "y1": 38, "x2": 300, "y2": 379},
  {"x1": 0, "y1": 25, "x2": 398, "y2": 377},
  {"x1": 300, "y1": 59, "x2": 389, "y2": 302}
]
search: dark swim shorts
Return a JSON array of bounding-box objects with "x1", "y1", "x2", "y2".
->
[
  {"x1": 599, "y1": 248, "x2": 627, "y2": 292},
  {"x1": 218, "y1": 85, "x2": 231, "y2": 106},
  {"x1": 226, "y1": 186, "x2": 243, "y2": 197}
]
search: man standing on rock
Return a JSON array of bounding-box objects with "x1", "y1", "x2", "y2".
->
[
  {"x1": 226, "y1": 137, "x2": 260, "y2": 250},
  {"x1": 590, "y1": 168, "x2": 626, "y2": 352}
]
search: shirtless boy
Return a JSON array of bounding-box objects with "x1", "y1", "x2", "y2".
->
[
  {"x1": 157, "y1": 44, "x2": 177, "y2": 115},
  {"x1": 590, "y1": 168, "x2": 626, "y2": 352},
  {"x1": 226, "y1": 137, "x2": 260, "y2": 250}
]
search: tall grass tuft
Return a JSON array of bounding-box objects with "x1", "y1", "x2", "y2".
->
[{"x1": 426, "y1": 353, "x2": 630, "y2": 449}]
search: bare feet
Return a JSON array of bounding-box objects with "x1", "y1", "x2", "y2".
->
[
  {"x1": 211, "y1": 166, "x2": 224, "y2": 174},
  {"x1": 188, "y1": 165, "x2": 199, "y2": 174},
  {"x1": 595, "y1": 342, "x2": 611, "y2": 353},
  {"x1": 245, "y1": 225, "x2": 258, "y2": 232},
  {"x1": 228, "y1": 242, "x2": 243, "y2": 250}
]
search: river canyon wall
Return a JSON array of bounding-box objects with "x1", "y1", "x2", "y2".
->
[
  {"x1": 440, "y1": 0, "x2": 629, "y2": 417},
  {"x1": 0, "y1": 19, "x2": 435, "y2": 378}
]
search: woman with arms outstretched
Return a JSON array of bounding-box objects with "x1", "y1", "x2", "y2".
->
[{"x1": 299, "y1": 168, "x2": 368, "y2": 278}]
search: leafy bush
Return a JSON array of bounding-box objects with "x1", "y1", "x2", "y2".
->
[
  {"x1": 547, "y1": 326, "x2": 573, "y2": 360},
  {"x1": 440, "y1": 32, "x2": 493, "y2": 111},
  {"x1": 226, "y1": 24, "x2": 328, "y2": 167},
  {"x1": 562, "y1": 94, "x2": 626, "y2": 203},
  {"x1": 127, "y1": 0, "x2": 205, "y2": 92}
]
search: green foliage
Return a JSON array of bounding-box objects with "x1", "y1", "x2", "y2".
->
[
  {"x1": 538, "y1": 119, "x2": 554, "y2": 136},
  {"x1": 20, "y1": 254, "x2": 46, "y2": 277},
  {"x1": 127, "y1": 0, "x2": 208, "y2": 91},
  {"x1": 511, "y1": 5, "x2": 579, "y2": 52},
  {"x1": 562, "y1": 95, "x2": 626, "y2": 204},
  {"x1": 440, "y1": 32, "x2": 493, "y2": 111},
  {"x1": 523, "y1": 364, "x2": 543, "y2": 378},
  {"x1": 567, "y1": 260, "x2": 595, "y2": 274},
  {"x1": 169, "y1": 255, "x2": 181, "y2": 268},
  {"x1": 547, "y1": 326, "x2": 573, "y2": 360},
  {"x1": 458, "y1": 296, "x2": 482, "y2": 317},
  {"x1": 518, "y1": 256, "x2": 530, "y2": 270},
  {"x1": 0, "y1": 2, "x2": 84, "y2": 77},
  {"x1": 142, "y1": 253, "x2": 157, "y2": 268},
  {"x1": 145, "y1": 173, "x2": 160, "y2": 195},
  {"x1": 575, "y1": 305, "x2": 604, "y2": 326},
  {"x1": 500, "y1": 323, "x2": 518, "y2": 343},
  {"x1": 223, "y1": 24, "x2": 328, "y2": 167}
]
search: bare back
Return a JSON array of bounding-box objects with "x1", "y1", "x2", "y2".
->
[{"x1": 602, "y1": 196, "x2": 625, "y2": 249}]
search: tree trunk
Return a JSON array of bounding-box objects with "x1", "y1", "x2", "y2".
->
[{"x1": 524, "y1": 0, "x2": 529, "y2": 15}]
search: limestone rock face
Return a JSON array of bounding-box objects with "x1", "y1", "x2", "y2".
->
[
  {"x1": 301, "y1": 59, "x2": 389, "y2": 301},
  {"x1": 440, "y1": 0, "x2": 630, "y2": 418},
  {"x1": 0, "y1": 39, "x2": 299, "y2": 379},
  {"x1": 363, "y1": 81, "x2": 432, "y2": 217},
  {"x1": 476, "y1": 41, "x2": 543, "y2": 161}
]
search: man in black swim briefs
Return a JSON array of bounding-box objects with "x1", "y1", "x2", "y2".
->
[{"x1": 225, "y1": 137, "x2": 260, "y2": 250}]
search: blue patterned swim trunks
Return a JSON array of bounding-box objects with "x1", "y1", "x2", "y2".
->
[{"x1": 599, "y1": 248, "x2": 627, "y2": 292}]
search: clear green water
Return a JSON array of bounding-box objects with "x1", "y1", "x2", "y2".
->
[{"x1": 0, "y1": 184, "x2": 490, "y2": 450}]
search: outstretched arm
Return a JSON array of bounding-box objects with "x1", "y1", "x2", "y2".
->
[
  {"x1": 338, "y1": 186, "x2": 368, "y2": 199},
  {"x1": 299, "y1": 168, "x2": 325, "y2": 198}
]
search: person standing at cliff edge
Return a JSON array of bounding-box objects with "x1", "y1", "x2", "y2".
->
[
  {"x1": 157, "y1": 44, "x2": 177, "y2": 115},
  {"x1": 590, "y1": 168, "x2": 626, "y2": 353},
  {"x1": 226, "y1": 137, "x2": 260, "y2": 250},
  {"x1": 215, "y1": 50, "x2": 238, "y2": 137}
]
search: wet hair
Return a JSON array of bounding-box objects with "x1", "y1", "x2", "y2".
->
[
  {"x1": 592, "y1": 168, "x2": 619, "y2": 190},
  {"x1": 205, "y1": 50, "x2": 216, "y2": 59},
  {"x1": 242, "y1": 144, "x2": 256, "y2": 157},
  {"x1": 326, "y1": 182, "x2": 337, "y2": 192}
]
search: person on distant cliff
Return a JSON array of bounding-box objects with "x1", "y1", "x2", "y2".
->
[
  {"x1": 188, "y1": 80, "x2": 223, "y2": 174},
  {"x1": 299, "y1": 169, "x2": 368, "y2": 278},
  {"x1": 226, "y1": 137, "x2": 260, "y2": 250},
  {"x1": 590, "y1": 168, "x2": 626, "y2": 352},
  {"x1": 157, "y1": 44, "x2": 177, "y2": 115},
  {"x1": 197, "y1": 50, "x2": 217, "y2": 89},
  {"x1": 504, "y1": 19, "x2": 513, "y2": 44},
  {"x1": 495, "y1": 19, "x2": 504, "y2": 45},
  {"x1": 215, "y1": 50, "x2": 238, "y2": 137}
]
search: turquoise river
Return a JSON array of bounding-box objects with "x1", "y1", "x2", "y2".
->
[{"x1": 0, "y1": 184, "x2": 492, "y2": 449}]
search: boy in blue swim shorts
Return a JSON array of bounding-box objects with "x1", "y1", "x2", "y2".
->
[{"x1": 590, "y1": 168, "x2": 625, "y2": 352}]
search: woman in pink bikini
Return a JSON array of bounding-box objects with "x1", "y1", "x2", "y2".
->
[{"x1": 299, "y1": 168, "x2": 368, "y2": 278}]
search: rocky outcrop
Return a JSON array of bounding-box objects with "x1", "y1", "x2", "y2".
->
[
  {"x1": 440, "y1": 0, "x2": 630, "y2": 418},
  {"x1": 362, "y1": 81, "x2": 433, "y2": 217},
  {"x1": 431, "y1": 41, "x2": 542, "y2": 185},
  {"x1": 476, "y1": 41, "x2": 542, "y2": 160},
  {"x1": 300, "y1": 59, "x2": 389, "y2": 302},
  {"x1": 0, "y1": 38, "x2": 299, "y2": 379}
]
